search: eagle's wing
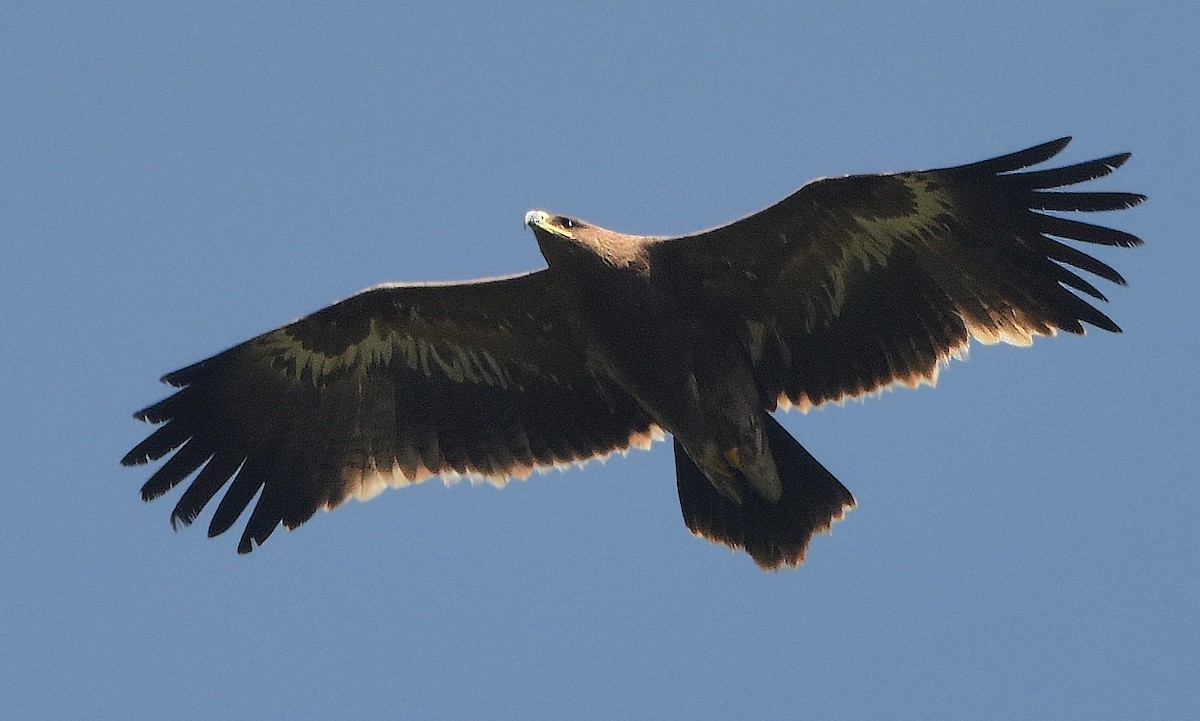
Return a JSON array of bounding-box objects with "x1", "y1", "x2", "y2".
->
[
  {"x1": 123, "y1": 270, "x2": 659, "y2": 552},
  {"x1": 650, "y1": 138, "x2": 1145, "y2": 411}
]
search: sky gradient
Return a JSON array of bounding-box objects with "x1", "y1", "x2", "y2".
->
[{"x1": 3, "y1": 3, "x2": 1197, "y2": 719}]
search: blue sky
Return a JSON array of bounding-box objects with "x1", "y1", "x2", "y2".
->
[{"x1": 3, "y1": 2, "x2": 1197, "y2": 719}]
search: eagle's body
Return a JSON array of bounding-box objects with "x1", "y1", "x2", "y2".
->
[
  {"x1": 124, "y1": 139, "x2": 1143, "y2": 568},
  {"x1": 532, "y1": 214, "x2": 782, "y2": 504}
]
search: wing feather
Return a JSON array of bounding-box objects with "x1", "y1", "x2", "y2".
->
[
  {"x1": 124, "y1": 270, "x2": 659, "y2": 551},
  {"x1": 1013, "y1": 153, "x2": 1132, "y2": 188},
  {"x1": 171, "y1": 452, "x2": 244, "y2": 529},
  {"x1": 650, "y1": 139, "x2": 1144, "y2": 411}
]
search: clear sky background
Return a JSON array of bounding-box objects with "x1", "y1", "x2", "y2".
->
[{"x1": 3, "y1": 3, "x2": 1196, "y2": 719}]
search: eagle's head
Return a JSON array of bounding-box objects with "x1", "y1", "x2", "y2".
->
[
  {"x1": 525, "y1": 209, "x2": 585, "y2": 239},
  {"x1": 525, "y1": 209, "x2": 647, "y2": 270}
]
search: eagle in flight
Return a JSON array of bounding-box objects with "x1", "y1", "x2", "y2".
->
[{"x1": 124, "y1": 138, "x2": 1143, "y2": 569}]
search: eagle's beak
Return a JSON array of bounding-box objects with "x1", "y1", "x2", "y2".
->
[{"x1": 525, "y1": 209, "x2": 573, "y2": 239}]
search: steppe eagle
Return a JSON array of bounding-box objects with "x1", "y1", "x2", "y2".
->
[{"x1": 123, "y1": 138, "x2": 1143, "y2": 569}]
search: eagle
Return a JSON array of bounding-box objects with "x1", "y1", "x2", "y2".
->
[{"x1": 123, "y1": 138, "x2": 1144, "y2": 569}]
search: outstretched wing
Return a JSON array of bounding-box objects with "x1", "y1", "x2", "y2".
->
[
  {"x1": 123, "y1": 270, "x2": 659, "y2": 552},
  {"x1": 650, "y1": 138, "x2": 1145, "y2": 411}
]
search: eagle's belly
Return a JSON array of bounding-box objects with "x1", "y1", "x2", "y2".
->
[
  {"x1": 571, "y1": 274, "x2": 773, "y2": 492},
  {"x1": 574, "y1": 279, "x2": 723, "y2": 407}
]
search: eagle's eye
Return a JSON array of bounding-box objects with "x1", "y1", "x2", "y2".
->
[{"x1": 558, "y1": 217, "x2": 577, "y2": 229}]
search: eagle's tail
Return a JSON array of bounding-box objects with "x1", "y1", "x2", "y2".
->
[{"x1": 673, "y1": 414, "x2": 855, "y2": 569}]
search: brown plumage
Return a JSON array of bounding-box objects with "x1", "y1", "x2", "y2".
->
[{"x1": 123, "y1": 138, "x2": 1144, "y2": 568}]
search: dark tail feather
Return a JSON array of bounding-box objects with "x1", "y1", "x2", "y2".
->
[{"x1": 674, "y1": 415, "x2": 855, "y2": 569}]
